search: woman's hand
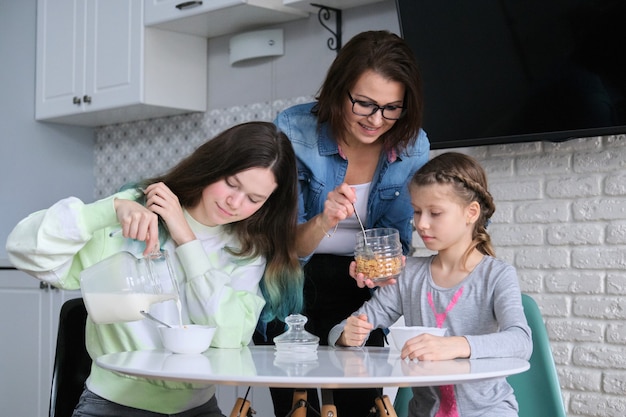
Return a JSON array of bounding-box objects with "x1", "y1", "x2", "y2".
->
[
  {"x1": 318, "y1": 183, "x2": 357, "y2": 233},
  {"x1": 401, "y1": 334, "x2": 471, "y2": 361},
  {"x1": 338, "y1": 313, "x2": 374, "y2": 347},
  {"x1": 298, "y1": 183, "x2": 360, "y2": 257},
  {"x1": 143, "y1": 182, "x2": 196, "y2": 247}
]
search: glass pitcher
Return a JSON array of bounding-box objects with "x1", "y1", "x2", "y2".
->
[{"x1": 80, "y1": 250, "x2": 179, "y2": 324}]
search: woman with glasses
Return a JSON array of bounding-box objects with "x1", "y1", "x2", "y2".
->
[{"x1": 254, "y1": 30, "x2": 430, "y2": 417}]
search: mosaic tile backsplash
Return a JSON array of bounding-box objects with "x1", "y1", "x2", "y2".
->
[{"x1": 94, "y1": 96, "x2": 314, "y2": 199}]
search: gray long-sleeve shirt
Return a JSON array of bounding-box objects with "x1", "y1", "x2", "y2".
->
[{"x1": 329, "y1": 255, "x2": 532, "y2": 417}]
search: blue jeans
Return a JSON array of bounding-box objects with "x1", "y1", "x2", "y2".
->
[{"x1": 72, "y1": 389, "x2": 226, "y2": 417}]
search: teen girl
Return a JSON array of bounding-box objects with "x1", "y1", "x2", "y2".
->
[{"x1": 7, "y1": 121, "x2": 304, "y2": 417}]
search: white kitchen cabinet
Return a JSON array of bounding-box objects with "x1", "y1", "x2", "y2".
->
[
  {"x1": 283, "y1": 0, "x2": 385, "y2": 13},
  {"x1": 0, "y1": 268, "x2": 80, "y2": 417},
  {"x1": 144, "y1": 0, "x2": 308, "y2": 38},
  {"x1": 36, "y1": 0, "x2": 207, "y2": 127}
]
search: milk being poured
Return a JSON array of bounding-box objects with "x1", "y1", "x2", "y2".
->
[
  {"x1": 85, "y1": 292, "x2": 177, "y2": 324},
  {"x1": 176, "y1": 298, "x2": 183, "y2": 327}
]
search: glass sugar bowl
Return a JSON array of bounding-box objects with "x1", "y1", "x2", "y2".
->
[
  {"x1": 273, "y1": 314, "x2": 319, "y2": 358},
  {"x1": 354, "y1": 227, "x2": 404, "y2": 283}
]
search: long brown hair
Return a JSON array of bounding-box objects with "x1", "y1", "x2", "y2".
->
[
  {"x1": 136, "y1": 122, "x2": 303, "y2": 322},
  {"x1": 410, "y1": 152, "x2": 496, "y2": 266},
  {"x1": 314, "y1": 30, "x2": 424, "y2": 152}
]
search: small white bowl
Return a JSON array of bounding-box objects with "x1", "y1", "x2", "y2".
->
[
  {"x1": 389, "y1": 326, "x2": 447, "y2": 351},
  {"x1": 158, "y1": 324, "x2": 216, "y2": 354}
]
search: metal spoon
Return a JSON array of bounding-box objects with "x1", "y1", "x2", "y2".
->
[
  {"x1": 140, "y1": 310, "x2": 173, "y2": 328},
  {"x1": 353, "y1": 203, "x2": 373, "y2": 254}
]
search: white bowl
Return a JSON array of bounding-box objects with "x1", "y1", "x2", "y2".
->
[
  {"x1": 388, "y1": 326, "x2": 447, "y2": 351},
  {"x1": 158, "y1": 324, "x2": 216, "y2": 354}
]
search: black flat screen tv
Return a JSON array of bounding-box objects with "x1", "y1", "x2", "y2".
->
[{"x1": 396, "y1": 0, "x2": 626, "y2": 149}]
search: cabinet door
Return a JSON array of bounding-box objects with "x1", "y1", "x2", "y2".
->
[
  {"x1": 35, "y1": 0, "x2": 86, "y2": 120},
  {"x1": 145, "y1": 0, "x2": 239, "y2": 26},
  {"x1": 0, "y1": 270, "x2": 54, "y2": 417},
  {"x1": 0, "y1": 269, "x2": 82, "y2": 417},
  {"x1": 144, "y1": 0, "x2": 308, "y2": 38},
  {"x1": 84, "y1": 0, "x2": 142, "y2": 112}
]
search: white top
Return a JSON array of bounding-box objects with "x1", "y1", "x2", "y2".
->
[{"x1": 96, "y1": 346, "x2": 529, "y2": 389}]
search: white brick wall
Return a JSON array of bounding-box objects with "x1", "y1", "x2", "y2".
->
[
  {"x1": 97, "y1": 102, "x2": 626, "y2": 417},
  {"x1": 415, "y1": 135, "x2": 626, "y2": 417}
]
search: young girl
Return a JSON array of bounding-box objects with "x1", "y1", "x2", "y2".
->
[
  {"x1": 329, "y1": 152, "x2": 532, "y2": 417},
  {"x1": 6, "y1": 121, "x2": 304, "y2": 417}
]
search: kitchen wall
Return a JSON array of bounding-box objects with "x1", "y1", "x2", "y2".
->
[{"x1": 0, "y1": 0, "x2": 95, "y2": 265}]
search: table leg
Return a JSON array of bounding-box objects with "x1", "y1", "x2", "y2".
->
[
  {"x1": 288, "y1": 389, "x2": 395, "y2": 417},
  {"x1": 320, "y1": 389, "x2": 337, "y2": 417},
  {"x1": 289, "y1": 389, "x2": 308, "y2": 417},
  {"x1": 374, "y1": 395, "x2": 398, "y2": 417},
  {"x1": 229, "y1": 397, "x2": 252, "y2": 417},
  {"x1": 320, "y1": 403, "x2": 338, "y2": 417}
]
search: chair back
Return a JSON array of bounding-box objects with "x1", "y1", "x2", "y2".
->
[
  {"x1": 49, "y1": 298, "x2": 92, "y2": 417},
  {"x1": 392, "y1": 385, "x2": 413, "y2": 417},
  {"x1": 507, "y1": 294, "x2": 567, "y2": 417},
  {"x1": 392, "y1": 294, "x2": 567, "y2": 417}
]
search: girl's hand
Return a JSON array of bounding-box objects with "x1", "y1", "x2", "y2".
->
[
  {"x1": 401, "y1": 334, "x2": 471, "y2": 361},
  {"x1": 114, "y1": 198, "x2": 160, "y2": 256},
  {"x1": 143, "y1": 182, "x2": 196, "y2": 247},
  {"x1": 338, "y1": 313, "x2": 374, "y2": 347},
  {"x1": 349, "y1": 257, "x2": 403, "y2": 288}
]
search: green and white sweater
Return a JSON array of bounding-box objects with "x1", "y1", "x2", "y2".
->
[{"x1": 6, "y1": 189, "x2": 266, "y2": 413}]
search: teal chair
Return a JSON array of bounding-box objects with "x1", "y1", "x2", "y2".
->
[
  {"x1": 392, "y1": 294, "x2": 567, "y2": 417},
  {"x1": 507, "y1": 294, "x2": 567, "y2": 417},
  {"x1": 392, "y1": 386, "x2": 413, "y2": 417}
]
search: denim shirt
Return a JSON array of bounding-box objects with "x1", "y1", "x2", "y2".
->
[{"x1": 275, "y1": 102, "x2": 430, "y2": 262}]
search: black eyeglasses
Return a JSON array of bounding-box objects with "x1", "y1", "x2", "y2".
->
[{"x1": 347, "y1": 92, "x2": 406, "y2": 120}]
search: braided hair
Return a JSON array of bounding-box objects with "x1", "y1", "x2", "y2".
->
[{"x1": 410, "y1": 152, "x2": 496, "y2": 266}]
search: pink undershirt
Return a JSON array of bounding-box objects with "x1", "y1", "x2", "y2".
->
[{"x1": 427, "y1": 287, "x2": 464, "y2": 417}]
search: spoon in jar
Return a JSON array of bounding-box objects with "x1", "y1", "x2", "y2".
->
[
  {"x1": 140, "y1": 311, "x2": 173, "y2": 328},
  {"x1": 353, "y1": 203, "x2": 373, "y2": 254}
]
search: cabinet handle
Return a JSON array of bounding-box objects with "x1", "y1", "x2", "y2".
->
[
  {"x1": 175, "y1": 1, "x2": 203, "y2": 10},
  {"x1": 39, "y1": 281, "x2": 49, "y2": 290},
  {"x1": 83, "y1": 95, "x2": 92, "y2": 104},
  {"x1": 73, "y1": 96, "x2": 81, "y2": 105}
]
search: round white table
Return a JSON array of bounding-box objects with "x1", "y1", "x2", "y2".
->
[{"x1": 96, "y1": 345, "x2": 529, "y2": 388}]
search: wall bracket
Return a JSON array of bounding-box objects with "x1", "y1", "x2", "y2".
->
[{"x1": 310, "y1": 3, "x2": 342, "y2": 53}]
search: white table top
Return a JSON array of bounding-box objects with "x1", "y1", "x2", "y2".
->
[{"x1": 96, "y1": 346, "x2": 529, "y2": 388}]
